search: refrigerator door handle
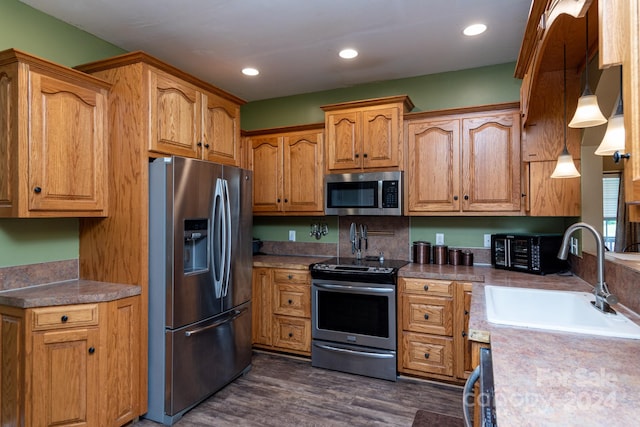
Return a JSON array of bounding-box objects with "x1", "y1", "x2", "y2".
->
[
  {"x1": 183, "y1": 307, "x2": 248, "y2": 337},
  {"x1": 221, "y1": 178, "x2": 232, "y2": 297},
  {"x1": 212, "y1": 178, "x2": 225, "y2": 299}
]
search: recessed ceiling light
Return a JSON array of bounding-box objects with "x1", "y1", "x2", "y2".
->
[
  {"x1": 339, "y1": 48, "x2": 358, "y2": 59},
  {"x1": 463, "y1": 23, "x2": 487, "y2": 36},
  {"x1": 242, "y1": 67, "x2": 259, "y2": 76}
]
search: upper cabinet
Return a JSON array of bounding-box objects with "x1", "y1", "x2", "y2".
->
[
  {"x1": 406, "y1": 105, "x2": 522, "y2": 215},
  {"x1": 76, "y1": 51, "x2": 245, "y2": 167},
  {"x1": 0, "y1": 49, "x2": 111, "y2": 218},
  {"x1": 322, "y1": 96, "x2": 414, "y2": 172},
  {"x1": 247, "y1": 125, "x2": 324, "y2": 215}
]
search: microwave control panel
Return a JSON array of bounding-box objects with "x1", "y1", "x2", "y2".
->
[{"x1": 381, "y1": 180, "x2": 399, "y2": 208}]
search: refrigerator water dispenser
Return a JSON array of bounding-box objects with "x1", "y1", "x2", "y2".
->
[{"x1": 183, "y1": 219, "x2": 208, "y2": 274}]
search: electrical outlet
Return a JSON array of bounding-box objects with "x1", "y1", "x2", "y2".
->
[
  {"x1": 484, "y1": 234, "x2": 492, "y2": 248},
  {"x1": 436, "y1": 233, "x2": 444, "y2": 245},
  {"x1": 289, "y1": 230, "x2": 296, "y2": 241}
]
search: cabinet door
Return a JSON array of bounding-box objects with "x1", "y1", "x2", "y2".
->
[
  {"x1": 106, "y1": 296, "x2": 140, "y2": 425},
  {"x1": 0, "y1": 308, "x2": 25, "y2": 427},
  {"x1": 148, "y1": 70, "x2": 201, "y2": 158},
  {"x1": 28, "y1": 71, "x2": 108, "y2": 214},
  {"x1": 0, "y1": 66, "x2": 17, "y2": 215},
  {"x1": 362, "y1": 106, "x2": 400, "y2": 169},
  {"x1": 251, "y1": 268, "x2": 272, "y2": 346},
  {"x1": 402, "y1": 294, "x2": 453, "y2": 336},
  {"x1": 272, "y1": 316, "x2": 311, "y2": 353},
  {"x1": 272, "y1": 283, "x2": 310, "y2": 318},
  {"x1": 462, "y1": 112, "x2": 521, "y2": 212},
  {"x1": 528, "y1": 160, "x2": 581, "y2": 216},
  {"x1": 283, "y1": 132, "x2": 324, "y2": 212},
  {"x1": 401, "y1": 331, "x2": 454, "y2": 376},
  {"x1": 31, "y1": 328, "x2": 99, "y2": 427},
  {"x1": 407, "y1": 119, "x2": 460, "y2": 212},
  {"x1": 250, "y1": 136, "x2": 283, "y2": 213},
  {"x1": 326, "y1": 111, "x2": 360, "y2": 170},
  {"x1": 202, "y1": 92, "x2": 241, "y2": 166}
]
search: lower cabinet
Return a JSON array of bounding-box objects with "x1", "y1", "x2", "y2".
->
[
  {"x1": 0, "y1": 296, "x2": 140, "y2": 427},
  {"x1": 252, "y1": 267, "x2": 311, "y2": 356},
  {"x1": 398, "y1": 277, "x2": 473, "y2": 384}
]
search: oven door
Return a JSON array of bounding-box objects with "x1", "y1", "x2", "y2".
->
[{"x1": 311, "y1": 279, "x2": 396, "y2": 350}]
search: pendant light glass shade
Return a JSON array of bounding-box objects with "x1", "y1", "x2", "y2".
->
[
  {"x1": 551, "y1": 149, "x2": 582, "y2": 178},
  {"x1": 595, "y1": 68, "x2": 625, "y2": 156},
  {"x1": 551, "y1": 44, "x2": 581, "y2": 179},
  {"x1": 569, "y1": 11, "x2": 607, "y2": 128}
]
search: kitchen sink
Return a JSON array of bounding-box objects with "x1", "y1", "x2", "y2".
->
[{"x1": 484, "y1": 285, "x2": 640, "y2": 339}]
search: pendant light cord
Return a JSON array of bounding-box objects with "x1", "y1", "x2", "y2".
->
[{"x1": 563, "y1": 44, "x2": 568, "y2": 154}]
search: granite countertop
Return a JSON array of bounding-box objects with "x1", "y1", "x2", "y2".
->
[
  {"x1": 0, "y1": 279, "x2": 141, "y2": 308},
  {"x1": 467, "y1": 268, "x2": 640, "y2": 426}
]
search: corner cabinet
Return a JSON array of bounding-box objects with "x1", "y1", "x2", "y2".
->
[
  {"x1": 247, "y1": 125, "x2": 324, "y2": 215},
  {"x1": 0, "y1": 297, "x2": 140, "y2": 427},
  {"x1": 252, "y1": 267, "x2": 311, "y2": 356},
  {"x1": 397, "y1": 277, "x2": 473, "y2": 384},
  {"x1": 322, "y1": 95, "x2": 414, "y2": 172},
  {"x1": 406, "y1": 105, "x2": 522, "y2": 215},
  {"x1": 0, "y1": 49, "x2": 110, "y2": 218}
]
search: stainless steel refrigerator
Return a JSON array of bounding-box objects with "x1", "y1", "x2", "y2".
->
[{"x1": 146, "y1": 156, "x2": 252, "y2": 425}]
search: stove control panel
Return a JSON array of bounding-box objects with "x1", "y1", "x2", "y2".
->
[{"x1": 311, "y1": 263, "x2": 395, "y2": 274}]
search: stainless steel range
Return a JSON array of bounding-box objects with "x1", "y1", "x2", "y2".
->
[{"x1": 309, "y1": 257, "x2": 408, "y2": 381}]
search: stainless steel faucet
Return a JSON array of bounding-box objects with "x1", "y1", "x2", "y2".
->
[{"x1": 558, "y1": 222, "x2": 619, "y2": 314}]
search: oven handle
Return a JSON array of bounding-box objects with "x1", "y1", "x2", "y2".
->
[
  {"x1": 313, "y1": 343, "x2": 395, "y2": 359},
  {"x1": 313, "y1": 283, "x2": 394, "y2": 293}
]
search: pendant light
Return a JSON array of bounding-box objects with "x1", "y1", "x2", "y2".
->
[
  {"x1": 595, "y1": 67, "x2": 626, "y2": 157},
  {"x1": 569, "y1": 12, "x2": 607, "y2": 128},
  {"x1": 552, "y1": 45, "x2": 581, "y2": 179}
]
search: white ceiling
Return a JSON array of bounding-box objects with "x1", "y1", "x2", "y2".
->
[{"x1": 21, "y1": 0, "x2": 532, "y2": 101}]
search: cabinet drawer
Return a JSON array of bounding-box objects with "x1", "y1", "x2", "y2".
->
[
  {"x1": 273, "y1": 270, "x2": 309, "y2": 285},
  {"x1": 31, "y1": 304, "x2": 99, "y2": 331},
  {"x1": 402, "y1": 294, "x2": 453, "y2": 336},
  {"x1": 273, "y1": 316, "x2": 311, "y2": 352},
  {"x1": 273, "y1": 283, "x2": 310, "y2": 317},
  {"x1": 401, "y1": 332, "x2": 453, "y2": 376},
  {"x1": 401, "y1": 278, "x2": 453, "y2": 297}
]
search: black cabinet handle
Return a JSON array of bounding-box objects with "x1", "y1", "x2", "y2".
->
[
  {"x1": 453, "y1": 195, "x2": 458, "y2": 201},
  {"x1": 277, "y1": 198, "x2": 281, "y2": 202},
  {"x1": 424, "y1": 353, "x2": 430, "y2": 359},
  {"x1": 197, "y1": 142, "x2": 203, "y2": 147},
  {"x1": 464, "y1": 195, "x2": 469, "y2": 200},
  {"x1": 288, "y1": 332, "x2": 293, "y2": 338},
  {"x1": 424, "y1": 313, "x2": 429, "y2": 320},
  {"x1": 288, "y1": 299, "x2": 293, "y2": 305},
  {"x1": 423, "y1": 285, "x2": 429, "y2": 292},
  {"x1": 88, "y1": 347, "x2": 95, "y2": 354},
  {"x1": 462, "y1": 331, "x2": 467, "y2": 337},
  {"x1": 288, "y1": 275, "x2": 293, "y2": 280},
  {"x1": 204, "y1": 143, "x2": 210, "y2": 148},
  {"x1": 34, "y1": 186, "x2": 42, "y2": 193},
  {"x1": 61, "y1": 315, "x2": 68, "y2": 322},
  {"x1": 363, "y1": 153, "x2": 368, "y2": 158},
  {"x1": 355, "y1": 153, "x2": 359, "y2": 158},
  {"x1": 284, "y1": 198, "x2": 288, "y2": 203},
  {"x1": 464, "y1": 310, "x2": 469, "y2": 315}
]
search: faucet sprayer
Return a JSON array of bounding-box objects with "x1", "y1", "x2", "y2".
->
[{"x1": 558, "y1": 222, "x2": 618, "y2": 314}]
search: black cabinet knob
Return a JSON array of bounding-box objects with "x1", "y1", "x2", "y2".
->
[
  {"x1": 284, "y1": 198, "x2": 288, "y2": 203},
  {"x1": 277, "y1": 198, "x2": 281, "y2": 202},
  {"x1": 363, "y1": 153, "x2": 368, "y2": 158},
  {"x1": 453, "y1": 195, "x2": 458, "y2": 201},
  {"x1": 423, "y1": 285, "x2": 429, "y2": 292},
  {"x1": 355, "y1": 153, "x2": 359, "y2": 158},
  {"x1": 197, "y1": 142, "x2": 203, "y2": 147},
  {"x1": 204, "y1": 143, "x2": 210, "y2": 148},
  {"x1": 464, "y1": 310, "x2": 469, "y2": 316},
  {"x1": 288, "y1": 332, "x2": 293, "y2": 338},
  {"x1": 88, "y1": 347, "x2": 95, "y2": 354},
  {"x1": 424, "y1": 313, "x2": 429, "y2": 320},
  {"x1": 34, "y1": 186, "x2": 42, "y2": 193},
  {"x1": 61, "y1": 315, "x2": 68, "y2": 322},
  {"x1": 462, "y1": 331, "x2": 467, "y2": 337},
  {"x1": 464, "y1": 195, "x2": 469, "y2": 200},
  {"x1": 288, "y1": 299, "x2": 293, "y2": 305},
  {"x1": 424, "y1": 353, "x2": 430, "y2": 359}
]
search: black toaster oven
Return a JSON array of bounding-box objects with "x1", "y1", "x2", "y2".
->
[{"x1": 491, "y1": 233, "x2": 567, "y2": 275}]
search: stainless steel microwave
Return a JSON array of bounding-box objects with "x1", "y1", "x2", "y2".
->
[{"x1": 324, "y1": 171, "x2": 403, "y2": 216}]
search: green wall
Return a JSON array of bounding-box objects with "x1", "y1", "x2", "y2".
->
[
  {"x1": 241, "y1": 62, "x2": 521, "y2": 130},
  {"x1": 0, "y1": 0, "x2": 125, "y2": 267}
]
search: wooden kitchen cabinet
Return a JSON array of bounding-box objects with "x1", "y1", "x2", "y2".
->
[
  {"x1": 322, "y1": 95, "x2": 414, "y2": 172},
  {"x1": 248, "y1": 126, "x2": 324, "y2": 215},
  {"x1": 398, "y1": 277, "x2": 473, "y2": 384},
  {"x1": 251, "y1": 267, "x2": 311, "y2": 356},
  {"x1": 149, "y1": 68, "x2": 242, "y2": 165},
  {"x1": 0, "y1": 48, "x2": 110, "y2": 218},
  {"x1": 406, "y1": 105, "x2": 521, "y2": 215},
  {"x1": 0, "y1": 297, "x2": 140, "y2": 426}
]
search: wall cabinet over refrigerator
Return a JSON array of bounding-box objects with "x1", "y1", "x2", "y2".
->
[
  {"x1": 322, "y1": 95, "x2": 414, "y2": 172},
  {"x1": 247, "y1": 125, "x2": 324, "y2": 215},
  {"x1": 406, "y1": 105, "x2": 521, "y2": 215},
  {"x1": 0, "y1": 49, "x2": 110, "y2": 218}
]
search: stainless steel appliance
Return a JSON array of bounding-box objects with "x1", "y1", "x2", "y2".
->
[
  {"x1": 491, "y1": 233, "x2": 567, "y2": 275},
  {"x1": 325, "y1": 171, "x2": 402, "y2": 216},
  {"x1": 146, "y1": 156, "x2": 252, "y2": 425},
  {"x1": 463, "y1": 347, "x2": 497, "y2": 427},
  {"x1": 309, "y1": 257, "x2": 408, "y2": 381}
]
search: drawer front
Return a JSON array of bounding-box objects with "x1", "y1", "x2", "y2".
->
[
  {"x1": 401, "y1": 331, "x2": 453, "y2": 376},
  {"x1": 273, "y1": 315, "x2": 311, "y2": 352},
  {"x1": 400, "y1": 278, "x2": 453, "y2": 297},
  {"x1": 402, "y1": 294, "x2": 453, "y2": 336},
  {"x1": 273, "y1": 283, "x2": 310, "y2": 317},
  {"x1": 31, "y1": 304, "x2": 99, "y2": 331},
  {"x1": 273, "y1": 269, "x2": 309, "y2": 285}
]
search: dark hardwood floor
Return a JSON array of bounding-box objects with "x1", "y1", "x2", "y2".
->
[{"x1": 134, "y1": 351, "x2": 464, "y2": 426}]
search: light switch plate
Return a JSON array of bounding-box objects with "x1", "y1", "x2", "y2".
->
[
  {"x1": 289, "y1": 230, "x2": 296, "y2": 241},
  {"x1": 436, "y1": 233, "x2": 444, "y2": 245},
  {"x1": 484, "y1": 234, "x2": 492, "y2": 248}
]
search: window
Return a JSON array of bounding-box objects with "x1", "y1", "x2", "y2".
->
[{"x1": 603, "y1": 174, "x2": 620, "y2": 251}]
